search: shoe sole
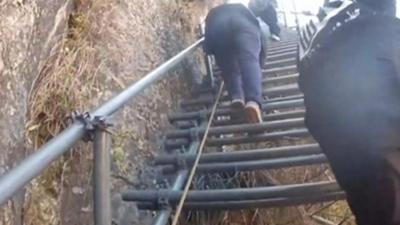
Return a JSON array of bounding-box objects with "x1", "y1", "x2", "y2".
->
[
  {"x1": 231, "y1": 101, "x2": 245, "y2": 111},
  {"x1": 230, "y1": 101, "x2": 245, "y2": 122},
  {"x1": 245, "y1": 106, "x2": 262, "y2": 123}
]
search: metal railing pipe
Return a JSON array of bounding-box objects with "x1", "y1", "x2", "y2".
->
[
  {"x1": 155, "y1": 144, "x2": 321, "y2": 165},
  {"x1": 92, "y1": 38, "x2": 204, "y2": 117},
  {"x1": 169, "y1": 98, "x2": 304, "y2": 122},
  {"x1": 165, "y1": 118, "x2": 304, "y2": 139},
  {"x1": 161, "y1": 154, "x2": 327, "y2": 174},
  {"x1": 164, "y1": 128, "x2": 310, "y2": 150},
  {"x1": 122, "y1": 181, "x2": 339, "y2": 203},
  {"x1": 0, "y1": 38, "x2": 204, "y2": 206},
  {"x1": 137, "y1": 191, "x2": 346, "y2": 210}
]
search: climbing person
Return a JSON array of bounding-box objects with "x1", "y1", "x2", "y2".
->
[
  {"x1": 261, "y1": 0, "x2": 281, "y2": 41},
  {"x1": 298, "y1": 0, "x2": 400, "y2": 224},
  {"x1": 204, "y1": 0, "x2": 274, "y2": 123}
]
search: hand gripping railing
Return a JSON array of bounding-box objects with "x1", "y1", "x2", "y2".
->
[{"x1": 0, "y1": 38, "x2": 205, "y2": 225}]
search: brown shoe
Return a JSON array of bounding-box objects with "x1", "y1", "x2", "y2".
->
[{"x1": 245, "y1": 101, "x2": 263, "y2": 123}]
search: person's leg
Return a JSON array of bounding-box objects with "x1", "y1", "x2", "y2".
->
[
  {"x1": 204, "y1": 6, "x2": 244, "y2": 103},
  {"x1": 214, "y1": 51, "x2": 244, "y2": 103},
  {"x1": 233, "y1": 23, "x2": 263, "y2": 123}
]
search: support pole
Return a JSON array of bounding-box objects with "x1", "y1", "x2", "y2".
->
[{"x1": 93, "y1": 129, "x2": 111, "y2": 225}]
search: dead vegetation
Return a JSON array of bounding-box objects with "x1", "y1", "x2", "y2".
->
[{"x1": 20, "y1": 0, "x2": 215, "y2": 224}]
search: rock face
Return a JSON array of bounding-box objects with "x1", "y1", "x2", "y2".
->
[
  {"x1": 0, "y1": 0, "x2": 215, "y2": 224},
  {"x1": 0, "y1": 1, "x2": 73, "y2": 224}
]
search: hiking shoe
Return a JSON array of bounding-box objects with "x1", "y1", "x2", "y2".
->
[
  {"x1": 245, "y1": 101, "x2": 263, "y2": 123},
  {"x1": 230, "y1": 99, "x2": 245, "y2": 122},
  {"x1": 231, "y1": 99, "x2": 245, "y2": 110},
  {"x1": 270, "y1": 34, "x2": 281, "y2": 42}
]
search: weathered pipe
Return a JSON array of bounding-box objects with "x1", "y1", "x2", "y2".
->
[
  {"x1": 165, "y1": 118, "x2": 305, "y2": 139},
  {"x1": 213, "y1": 109, "x2": 305, "y2": 127},
  {"x1": 155, "y1": 144, "x2": 321, "y2": 165},
  {"x1": 164, "y1": 128, "x2": 310, "y2": 149},
  {"x1": 136, "y1": 191, "x2": 346, "y2": 210},
  {"x1": 180, "y1": 84, "x2": 300, "y2": 107},
  {"x1": 122, "y1": 181, "x2": 340, "y2": 203},
  {"x1": 169, "y1": 98, "x2": 304, "y2": 122},
  {"x1": 161, "y1": 154, "x2": 327, "y2": 174}
]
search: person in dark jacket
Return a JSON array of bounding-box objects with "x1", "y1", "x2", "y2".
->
[
  {"x1": 204, "y1": 0, "x2": 274, "y2": 123},
  {"x1": 298, "y1": 1, "x2": 400, "y2": 224}
]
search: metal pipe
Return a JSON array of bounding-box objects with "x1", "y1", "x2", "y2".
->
[
  {"x1": 93, "y1": 129, "x2": 111, "y2": 225},
  {"x1": 181, "y1": 85, "x2": 300, "y2": 108},
  {"x1": 199, "y1": 24, "x2": 215, "y2": 89},
  {"x1": 165, "y1": 128, "x2": 310, "y2": 149},
  {"x1": 263, "y1": 73, "x2": 299, "y2": 85},
  {"x1": 264, "y1": 57, "x2": 296, "y2": 68},
  {"x1": 268, "y1": 47, "x2": 298, "y2": 56},
  {"x1": 165, "y1": 118, "x2": 304, "y2": 139},
  {"x1": 174, "y1": 109, "x2": 305, "y2": 128},
  {"x1": 0, "y1": 38, "x2": 204, "y2": 206},
  {"x1": 267, "y1": 51, "x2": 297, "y2": 61},
  {"x1": 169, "y1": 98, "x2": 304, "y2": 122},
  {"x1": 161, "y1": 154, "x2": 327, "y2": 174},
  {"x1": 212, "y1": 110, "x2": 305, "y2": 127},
  {"x1": 268, "y1": 45, "x2": 298, "y2": 52},
  {"x1": 155, "y1": 144, "x2": 321, "y2": 165},
  {"x1": 262, "y1": 65, "x2": 297, "y2": 75},
  {"x1": 205, "y1": 128, "x2": 310, "y2": 147},
  {"x1": 92, "y1": 38, "x2": 204, "y2": 117},
  {"x1": 122, "y1": 181, "x2": 339, "y2": 203},
  {"x1": 152, "y1": 140, "x2": 199, "y2": 225},
  {"x1": 137, "y1": 191, "x2": 346, "y2": 210},
  {"x1": 0, "y1": 122, "x2": 87, "y2": 205}
]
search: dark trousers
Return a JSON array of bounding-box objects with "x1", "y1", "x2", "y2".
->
[
  {"x1": 205, "y1": 5, "x2": 263, "y2": 105},
  {"x1": 259, "y1": 5, "x2": 281, "y2": 36},
  {"x1": 299, "y1": 14, "x2": 400, "y2": 225}
]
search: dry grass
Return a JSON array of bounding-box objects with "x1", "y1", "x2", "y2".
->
[
  {"x1": 23, "y1": 2, "x2": 102, "y2": 224},
  {"x1": 20, "y1": 0, "x2": 215, "y2": 224}
]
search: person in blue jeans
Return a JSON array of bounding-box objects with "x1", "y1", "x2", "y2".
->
[{"x1": 204, "y1": 0, "x2": 274, "y2": 123}]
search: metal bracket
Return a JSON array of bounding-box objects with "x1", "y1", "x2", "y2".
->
[
  {"x1": 198, "y1": 109, "x2": 209, "y2": 122},
  {"x1": 190, "y1": 128, "x2": 201, "y2": 142},
  {"x1": 156, "y1": 190, "x2": 171, "y2": 210},
  {"x1": 175, "y1": 154, "x2": 188, "y2": 170},
  {"x1": 71, "y1": 111, "x2": 113, "y2": 142}
]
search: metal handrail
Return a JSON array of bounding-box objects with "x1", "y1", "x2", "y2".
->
[{"x1": 0, "y1": 38, "x2": 204, "y2": 213}]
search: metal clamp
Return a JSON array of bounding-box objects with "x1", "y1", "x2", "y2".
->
[
  {"x1": 71, "y1": 111, "x2": 113, "y2": 142},
  {"x1": 156, "y1": 190, "x2": 171, "y2": 210},
  {"x1": 190, "y1": 128, "x2": 201, "y2": 142},
  {"x1": 175, "y1": 154, "x2": 188, "y2": 170},
  {"x1": 198, "y1": 109, "x2": 209, "y2": 122}
]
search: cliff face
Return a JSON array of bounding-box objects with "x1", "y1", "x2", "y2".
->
[
  {"x1": 0, "y1": 0, "x2": 214, "y2": 224},
  {"x1": 0, "y1": 1, "x2": 73, "y2": 224}
]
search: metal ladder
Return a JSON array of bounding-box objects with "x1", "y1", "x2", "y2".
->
[{"x1": 122, "y1": 33, "x2": 346, "y2": 225}]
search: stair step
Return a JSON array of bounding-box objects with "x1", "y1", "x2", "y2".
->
[
  {"x1": 137, "y1": 191, "x2": 345, "y2": 210},
  {"x1": 169, "y1": 98, "x2": 304, "y2": 122},
  {"x1": 174, "y1": 109, "x2": 305, "y2": 128},
  {"x1": 161, "y1": 154, "x2": 327, "y2": 174},
  {"x1": 165, "y1": 118, "x2": 305, "y2": 139},
  {"x1": 267, "y1": 51, "x2": 297, "y2": 61},
  {"x1": 263, "y1": 65, "x2": 297, "y2": 75},
  {"x1": 155, "y1": 143, "x2": 320, "y2": 165},
  {"x1": 123, "y1": 181, "x2": 339, "y2": 204},
  {"x1": 180, "y1": 84, "x2": 300, "y2": 108},
  {"x1": 164, "y1": 128, "x2": 310, "y2": 149}
]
